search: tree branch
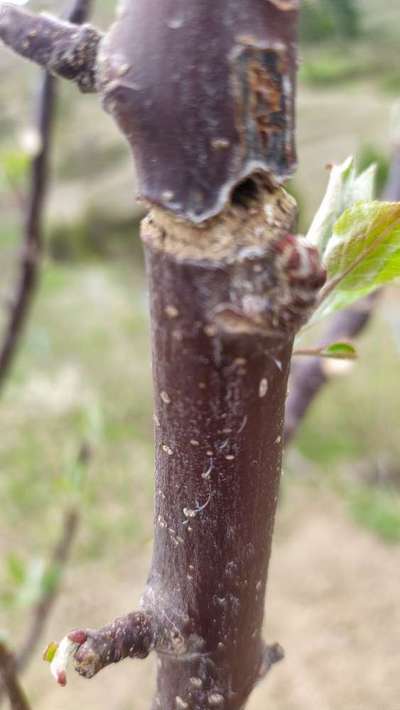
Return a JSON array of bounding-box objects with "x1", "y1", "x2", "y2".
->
[
  {"x1": 0, "y1": 0, "x2": 95, "y2": 391},
  {"x1": 0, "y1": 644, "x2": 31, "y2": 710},
  {"x1": 0, "y1": 510, "x2": 79, "y2": 706},
  {"x1": 0, "y1": 5, "x2": 102, "y2": 92},
  {"x1": 17, "y1": 509, "x2": 79, "y2": 672},
  {"x1": 0, "y1": 70, "x2": 53, "y2": 390},
  {"x1": 68, "y1": 612, "x2": 155, "y2": 679}
]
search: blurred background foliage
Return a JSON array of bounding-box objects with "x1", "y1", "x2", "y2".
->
[{"x1": 0, "y1": 2, "x2": 400, "y2": 708}]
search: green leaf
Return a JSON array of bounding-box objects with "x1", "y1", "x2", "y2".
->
[
  {"x1": 313, "y1": 200, "x2": 400, "y2": 321},
  {"x1": 43, "y1": 641, "x2": 59, "y2": 664},
  {"x1": 294, "y1": 341, "x2": 357, "y2": 360},
  {"x1": 322, "y1": 342, "x2": 357, "y2": 360},
  {"x1": 307, "y1": 156, "x2": 376, "y2": 256}
]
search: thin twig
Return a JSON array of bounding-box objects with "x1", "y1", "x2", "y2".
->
[
  {"x1": 17, "y1": 509, "x2": 79, "y2": 672},
  {"x1": 0, "y1": 510, "x2": 79, "y2": 706},
  {"x1": 0, "y1": 71, "x2": 54, "y2": 390},
  {"x1": 0, "y1": 0, "x2": 95, "y2": 391},
  {"x1": 285, "y1": 291, "x2": 378, "y2": 444},
  {"x1": 0, "y1": 644, "x2": 31, "y2": 710}
]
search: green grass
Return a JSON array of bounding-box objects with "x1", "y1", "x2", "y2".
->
[
  {"x1": 0, "y1": 258, "x2": 154, "y2": 570},
  {"x1": 347, "y1": 487, "x2": 400, "y2": 543}
]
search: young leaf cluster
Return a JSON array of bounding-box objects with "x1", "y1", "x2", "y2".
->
[{"x1": 306, "y1": 156, "x2": 400, "y2": 324}]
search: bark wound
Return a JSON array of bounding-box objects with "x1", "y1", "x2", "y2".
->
[
  {"x1": 145, "y1": 176, "x2": 325, "y2": 340},
  {"x1": 98, "y1": 0, "x2": 298, "y2": 222},
  {"x1": 233, "y1": 42, "x2": 294, "y2": 178}
]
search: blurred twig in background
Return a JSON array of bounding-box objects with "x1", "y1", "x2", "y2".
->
[
  {"x1": 0, "y1": 0, "x2": 94, "y2": 391},
  {"x1": 0, "y1": 644, "x2": 31, "y2": 710},
  {"x1": 0, "y1": 69, "x2": 54, "y2": 391},
  {"x1": 0, "y1": 509, "x2": 80, "y2": 706},
  {"x1": 0, "y1": 1, "x2": 92, "y2": 707},
  {"x1": 17, "y1": 509, "x2": 79, "y2": 673}
]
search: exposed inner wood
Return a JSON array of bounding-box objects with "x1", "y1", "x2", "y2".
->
[{"x1": 142, "y1": 174, "x2": 297, "y2": 262}]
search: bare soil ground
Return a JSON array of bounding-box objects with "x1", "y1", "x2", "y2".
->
[{"x1": 23, "y1": 488, "x2": 400, "y2": 710}]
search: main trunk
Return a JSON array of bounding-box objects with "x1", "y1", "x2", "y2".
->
[{"x1": 139, "y1": 183, "x2": 309, "y2": 709}]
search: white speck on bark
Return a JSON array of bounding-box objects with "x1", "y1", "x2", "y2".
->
[
  {"x1": 259, "y1": 378, "x2": 269, "y2": 398},
  {"x1": 165, "y1": 305, "x2": 179, "y2": 318}
]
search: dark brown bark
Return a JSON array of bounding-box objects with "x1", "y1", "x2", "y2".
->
[
  {"x1": 137, "y1": 183, "x2": 324, "y2": 709},
  {"x1": 70, "y1": 612, "x2": 155, "y2": 679},
  {"x1": 145, "y1": 254, "x2": 289, "y2": 709}
]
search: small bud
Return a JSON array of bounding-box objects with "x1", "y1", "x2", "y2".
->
[
  {"x1": 68, "y1": 629, "x2": 88, "y2": 645},
  {"x1": 48, "y1": 635, "x2": 80, "y2": 686}
]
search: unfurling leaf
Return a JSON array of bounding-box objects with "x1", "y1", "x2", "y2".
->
[
  {"x1": 43, "y1": 641, "x2": 59, "y2": 664},
  {"x1": 313, "y1": 200, "x2": 400, "y2": 321},
  {"x1": 307, "y1": 156, "x2": 376, "y2": 256},
  {"x1": 322, "y1": 342, "x2": 357, "y2": 360}
]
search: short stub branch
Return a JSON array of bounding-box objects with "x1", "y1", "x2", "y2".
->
[
  {"x1": 69, "y1": 612, "x2": 155, "y2": 679},
  {"x1": 0, "y1": 5, "x2": 102, "y2": 92}
]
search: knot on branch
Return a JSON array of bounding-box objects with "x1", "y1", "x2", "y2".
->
[
  {"x1": 68, "y1": 612, "x2": 155, "y2": 679},
  {"x1": 258, "y1": 642, "x2": 285, "y2": 681},
  {"x1": 214, "y1": 232, "x2": 326, "y2": 340}
]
